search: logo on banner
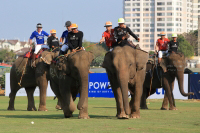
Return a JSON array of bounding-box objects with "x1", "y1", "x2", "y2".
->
[{"x1": 156, "y1": 88, "x2": 165, "y2": 95}]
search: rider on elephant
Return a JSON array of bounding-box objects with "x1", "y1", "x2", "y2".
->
[
  {"x1": 47, "y1": 29, "x2": 59, "y2": 51},
  {"x1": 155, "y1": 31, "x2": 170, "y2": 64},
  {"x1": 59, "y1": 21, "x2": 72, "y2": 55},
  {"x1": 66, "y1": 23, "x2": 84, "y2": 52},
  {"x1": 168, "y1": 33, "x2": 179, "y2": 54},
  {"x1": 113, "y1": 18, "x2": 140, "y2": 48},
  {"x1": 100, "y1": 21, "x2": 116, "y2": 51},
  {"x1": 29, "y1": 23, "x2": 50, "y2": 67}
]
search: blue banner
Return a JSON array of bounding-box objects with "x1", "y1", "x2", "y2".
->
[
  {"x1": 189, "y1": 74, "x2": 200, "y2": 99},
  {"x1": 88, "y1": 73, "x2": 114, "y2": 98}
]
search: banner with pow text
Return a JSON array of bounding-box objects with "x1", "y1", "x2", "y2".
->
[{"x1": 88, "y1": 73, "x2": 114, "y2": 98}]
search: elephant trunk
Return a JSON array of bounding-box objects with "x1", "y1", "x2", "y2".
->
[
  {"x1": 117, "y1": 69, "x2": 130, "y2": 115},
  {"x1": 176, "y1": 71, "x2": 194, "y2": 96},
  {"x1": 77, "y1": 68, "x2": 89, "y2": 110}
]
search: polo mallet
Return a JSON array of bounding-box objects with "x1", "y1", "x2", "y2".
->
[
  {"x1": 147, "y1": 55, "x2": 156, "y2": 104},
  {"x1": 18, "y1": 47, "x2": 32, "y2": 87},
  {"x1": 57, "y1": 42, "x2": 100, "y2": 59}
]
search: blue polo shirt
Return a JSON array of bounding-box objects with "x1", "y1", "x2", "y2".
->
[
  {"x1": 61, "y1": 30, "x2": 69, "y2": 44},
  {"x1": 30, "y1": 30, "x2": 49, "y2": 44}
]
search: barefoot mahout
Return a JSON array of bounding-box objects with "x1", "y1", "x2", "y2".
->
[
  {"x1": 140, "y1": 53, "x2": 194, "y2": 110},
  {"x1": 102, "y1": 46, "x2": 148, "y2": 119},
  {"x1": 7, "y1": 49, "x2": 59, "y2": 111},
  {"x1": 50, "y1": 50, "x2": 94, "y2": 119}
]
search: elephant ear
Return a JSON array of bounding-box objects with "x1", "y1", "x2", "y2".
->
[
  {"x1": 146, "y1": 60, "x2": 154, "y2": 72},
  {"x1": 88, "y1": 51, "x2": 94, "y2": 64},
  {"x1": 40, "y1": 51, "x2": 54, "y2": 65},
  {"x1": 102, "y1": 52, "x2": 114, "y2": 74},
  {"x1": 168, "y1": 53, "x2": 185, "y2": 69},
  {"x1": 57, "y1": 57, "x2": 70, "y2": 75},
  {"x1": 160, "y1": 57, "x2": 169, "y2": 72},
  {"x1": 135, "y1": 49, "x2": 149, "y2": 71}
]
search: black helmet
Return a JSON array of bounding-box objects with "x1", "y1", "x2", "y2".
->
[
  {"x1": 64, "y1": 21, "x2": 71, "y2": 27},
  {"x1": 36, "y1": 23, "x2": 42, "y2": 28}
]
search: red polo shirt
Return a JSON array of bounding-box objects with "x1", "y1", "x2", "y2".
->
[
  {"x1": 102, "y1": 29, "x2": 116, "y2": 47},
  {"x1": 156, "y1": 38, "x2": 170, "y2": 51}
]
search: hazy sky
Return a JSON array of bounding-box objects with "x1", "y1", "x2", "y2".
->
[{"x1": 0, "y1": 0, "x2": 123, "y2": 42}]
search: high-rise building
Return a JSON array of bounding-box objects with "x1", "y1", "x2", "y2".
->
[{"x1": 123, "y1": 0, "x2": 200, "y2": 52}]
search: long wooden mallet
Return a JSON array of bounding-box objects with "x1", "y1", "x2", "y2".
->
[{"x1": 18, "y1": 47, "x2": 32, "y2": 87}]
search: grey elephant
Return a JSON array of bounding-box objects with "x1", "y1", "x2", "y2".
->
[
  {"x1": 102, "y1": 46, "x2": 148, "y2": 119},
  {"x1": 8, "y1": 50, "x2": 58, "y2": 111},
  {"x1": 140, "y1": 53, "x2": 194, "y2": 110},
  {"x1": 49, "y1": 50, "x2": 94, "y2": 119}
]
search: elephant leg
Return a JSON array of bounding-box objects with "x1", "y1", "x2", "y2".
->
[
  {"x1": 169, "y1": 78, "x2": 177, "y2": 110},
  {"x1": 55, "y1": 99, "x2": 62, "y2": 110},
  {"x1": 25, "y1": 87, "x2": 37, "y2": 111},
  {"x1": 7, "y1": 86, "x2": 20, "y2": 111},
  {"x1": 50, "y1": 80, "x2": 63, "y2": 110},
  {"x1": 140, "y1": 87, "x2": 148, "y2": 109},
  {"x1": 161, "y1": 79, "x2": 175, "y2": 110},
  {"x1": 161, "y1": 93, "x2": 169, "y2": 110},
  {"x1": 59, "y1": 77, "x2": 76, "y2": 118},
  {"x1": 162, "y1": 74, "x2": 176, "y2": 110},
  {"x1": 71, "y1": 84, "x2": 79, "y2": 101},
  {"x1": 114, "y1": 86, "x2": 128, "y2": 119},
  {"x1": 109, "y1": 75, "x2": 127, "y2": 119},
  {"x1": 130, "y1": 69, "x2": 146, "y2": 119},
  {"x1": 37, "y1": 78, "x2": 48, "y2": 111}
]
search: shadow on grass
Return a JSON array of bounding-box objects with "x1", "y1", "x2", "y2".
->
[
  {"x1": 0, "y1": 109, "x2": 33, "y2": 111},
  {"x1": 93, "y1": 107, "x2": 116, "y2": 109},
  {"x1": 140, "y1": 109, "x2": 161, "y2": 110},
  {"x1": 0, "y1": 114, "x2": 116, "y2": 120}
]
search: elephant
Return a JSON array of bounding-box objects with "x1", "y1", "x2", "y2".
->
[
  {"x1": 7, "y1": 50, "x2": 58, "y2": 111},
  {"x1": 140, "y1": 53, "x2": 194, "y2": 110},
  {"x1": 102, "y1": 46, "x2": 149, "y2": 119},
  {"x1": 49, "y1": 50, "x2": 94, "y2": 119}
]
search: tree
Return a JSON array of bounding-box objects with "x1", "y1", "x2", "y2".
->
[
  {"x1": 183, "y1": 30, "x2": 198, "y2": 56},
  {"x1": 175, "y1": 35, "x2": 194, "y2": 57},
  {"x1": 149, "y1": 51, "x2": 155, "y2": 58},
  {"x1": 0, "y1": 49, "x2": 16, "y2": 63},
  {"x1": 0, "y1": 74, "x2": 5, "y2": 88},
  {"x1": 0, "y1": 67, "x2": 11, "y2": 88},
  {"x1": 82, "y1": 40, "x2": 107, "y2": 66}
]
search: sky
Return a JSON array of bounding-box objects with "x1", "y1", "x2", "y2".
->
[{"x1": 0, "y1": 0, "x2": 123, "y2": 42}]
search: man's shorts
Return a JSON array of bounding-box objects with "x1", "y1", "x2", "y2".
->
[
  {"x1": 158, "y1": 50, "x2": 168, "y2": 58},
  {"x1": 34, "y1": 44, "x2": 49, "y2": 54}
]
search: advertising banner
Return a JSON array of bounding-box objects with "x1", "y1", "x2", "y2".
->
[{"x1": 5, "y1": 73, "x2": 189, "y2": 99}]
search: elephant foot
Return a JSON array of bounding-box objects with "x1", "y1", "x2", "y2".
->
[
  {"x1": 78, "y1": 114, "x2": 90, "y2": 119},
  {"x1": 64, "y1": 113, "x2": 73, "y2": 118},
  {"x1": 169, "y1": 107, "x2": 178, "y2": 110},
  {"x1": 130, "y1": 112, "x2": 140, "y2": 119},
  {"x1": 27, "y1": 106, "x2": 37, "y2": 111},
  {"x1": 117, "y1": 113, "x2": 129, "y2": 119},
  {"x1": 38, "y1": 107, "x2": 48, "y2": 111},
  {"x1": 140, "y1": 106, "x2": 148, "y2": 110},
  {"x1": 55, "y1": 105, "x2": 62, "y2": 110},
  {"x1": 160, "y1": 107, "x2": 168, "y2": 110},
  {"x1": 7, "y1": 106, "x2": 15, "y2": 111}
]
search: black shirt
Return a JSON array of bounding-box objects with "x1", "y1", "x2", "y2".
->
[
  {"x1": 114, "y1": 26, "x2": 138, "y2": 43},
  {"x1": 67, "y1": 31, "x2": 83, "y2": 50},
  {"x1": 47, "y1": 36, "x2": 59, "y2": 49},
  {"x1": 168, "y1": 41, "x2": 179, "y2": 52}
]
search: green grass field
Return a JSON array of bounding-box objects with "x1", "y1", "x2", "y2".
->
[{"x1": 0, "y1": 97, "x2": 199, "y2": 133}]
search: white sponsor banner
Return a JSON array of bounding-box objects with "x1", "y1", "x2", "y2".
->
[
  {"x1": 149, "y1": 74, "x2": 189, "y2": 99},
  {"x1": 5, "y1": 73, "x2": 55, "y2": 96}
]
